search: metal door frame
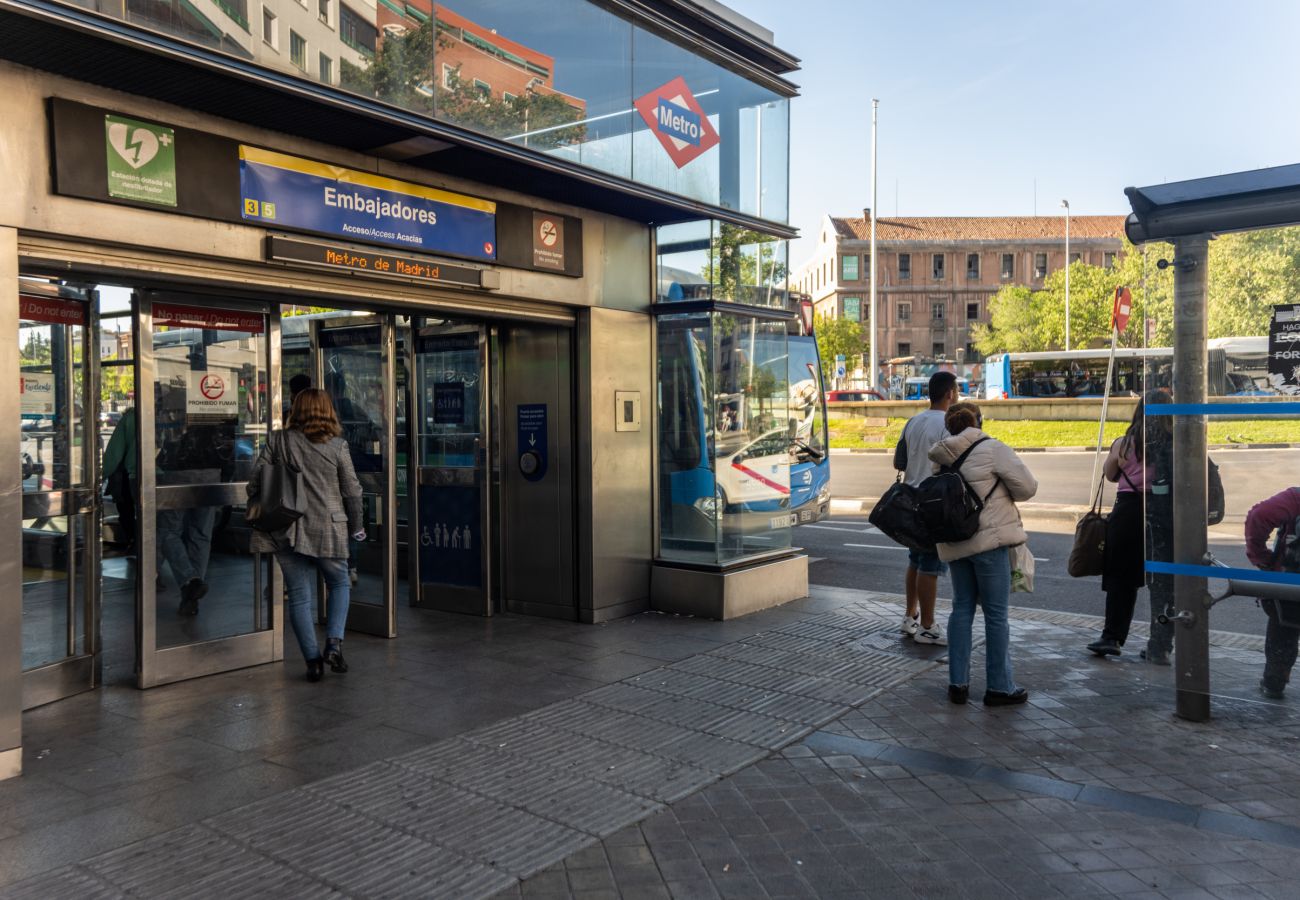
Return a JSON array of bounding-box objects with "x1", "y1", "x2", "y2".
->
[
  {"x1": 135, "y1": 291, "x2": 283, "y2": 688},
  {"x1": 310, "y1": 313, "x2": 398, "y2": 638},
  {"x1": 20, "y1": 290, "x2": 100, "y2": 709},
  {"x1": 407, "y1": 319, "x2": 493, "y2": 615}
]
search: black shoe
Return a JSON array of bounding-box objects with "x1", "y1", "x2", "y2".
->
[
  {"x1": 1260, "y1": 680, "x2": 1285, "y2": 700},
  {"x1": 1087, "y1": 638, "x2": 1121, "y2": 657},
  {"x1": 179, "y1": 578, "x2": 207, "y2": 615},
  {"x1": 983, "y1": 688, "x2": 1029, "y2": 707},
  {"x1": 306, "y1": 658, "x2": 324, "y2": 682},
  {"x1": 324, "y1": 640, "x2": 348, "y2": 674},
  {"x1": 948, "y1": 684, "x2": 969, "y2": 705},
  {"x1": 1140, "y1": 648, "x2": 1171, "y2": 666}
]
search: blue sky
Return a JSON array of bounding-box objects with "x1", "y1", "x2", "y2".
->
[{"x1": 727, "y1": 0, "x2": 1300, "y2": 265}]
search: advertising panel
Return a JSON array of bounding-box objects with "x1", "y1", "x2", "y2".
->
[{"x1": 1269, "y1": 304, "x2": 1300, "y2": 394}]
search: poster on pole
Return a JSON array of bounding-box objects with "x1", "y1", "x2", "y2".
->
[{"x1": 1268, "y1": 304, "x2": 1300, "y2": 395}]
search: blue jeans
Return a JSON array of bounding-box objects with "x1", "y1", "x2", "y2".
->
[
  {"x1": 276, "y1": 551, "x2": 350, "y2": 662},
  {"x1": 908, "y1": 547, "x2": 948, "y2": 576},
  {"x1": 947, "y1": 546, "x2": 1017, "y2": 694}
]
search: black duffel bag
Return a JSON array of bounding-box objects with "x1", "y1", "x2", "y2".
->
[{"x1": 869, "y1": 475, "x2": 935, "y2": 552}]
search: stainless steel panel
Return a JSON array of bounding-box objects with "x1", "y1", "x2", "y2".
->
[
  {"x1": 156, "y1": 483, "x2": 246, "y2": 509},
  {"x1": 22, "y1": 655, "x2": 94, "y2": 709},
  {"x1": 576, "y1": 309, "x2": 653, "y2": 622},
  {"x1": 0, "y1": 227, "x2": 23, "y2": 770},
  {"x1": 650, "y1": 554, "x2": 809, "y2": 620},
  {"x1": 500, "y1": 325, "x2": 575, "y2": 618}
]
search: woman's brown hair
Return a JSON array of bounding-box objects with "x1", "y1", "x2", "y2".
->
[
  {"x1": 945, "y1": 401, "x2": 982, "y2": 435},
  {"x1": 288, "y1": 388, "x2": 342, "y2": 443}
]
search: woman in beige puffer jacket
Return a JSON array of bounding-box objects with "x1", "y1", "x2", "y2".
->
[{"x1": 927, "y1": 403, "x2": 1038, "y2": 707}]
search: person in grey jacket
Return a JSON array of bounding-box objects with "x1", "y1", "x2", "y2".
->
[
  {"x1": 928, "y1": 402, "x2": 1038, "y2": 707},
  {"x1": 248, "y1": 389, "x2": 364, "y2": 682}
]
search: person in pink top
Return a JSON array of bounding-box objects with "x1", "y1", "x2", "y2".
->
[
  {"x1": 1245, "y1": 487, "x2": 1300, "y2": 698},
  {"x1": 1087, "y1": 393, "x2": 1175, "y2": 659}
]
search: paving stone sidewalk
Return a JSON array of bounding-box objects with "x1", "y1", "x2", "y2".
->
[{"x1": 504, "y1": 587, "x2": 1300, "y2": 899}]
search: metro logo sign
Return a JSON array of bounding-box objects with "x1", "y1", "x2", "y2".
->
[{"x1": 634, "y1": 77, "x2": 720, "y2": 169}]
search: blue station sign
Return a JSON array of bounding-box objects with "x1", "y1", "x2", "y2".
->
[{"x1": 238, "y1": 146, "x2": 497, "y2": 261}]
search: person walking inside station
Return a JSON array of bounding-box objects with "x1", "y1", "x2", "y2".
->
[
  {"x1": 929, "y1": 402, "x2": 1038, "y2": 706},
  {"x1": 248, "y1": 388, "x2": 365, "y2": 682},
  {"x1": 1244, "y1": 486, "x2": 1300, "y2": 699},
  {"x1": 892, "y1": 371, "x2": 958, "y2": 645},
  {"x1": 1086, "y1": 392, "x2": 1176, "y2": 662}
]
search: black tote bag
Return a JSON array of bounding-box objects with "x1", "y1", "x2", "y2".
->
[{"x1": 246, "y1": 431, "x2": 305, "y2": 533}]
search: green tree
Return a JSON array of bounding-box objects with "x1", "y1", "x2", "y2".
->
[
  {"x1": 701, "y1": 224, "x2": 789, "y2": 305},
  {"x1": 1207, "y1": 228, "x2": 1300, "y2": 337},
  {"x1": 815, "y1": 314, "x2": 868, "y2": 385}
]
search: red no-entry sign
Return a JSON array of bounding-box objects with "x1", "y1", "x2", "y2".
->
[{"x1": 1112, "y1": 286, "x2": 1132, "y2": 333}]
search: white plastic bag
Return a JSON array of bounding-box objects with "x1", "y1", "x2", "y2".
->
[{"x1": 1010, "y1": 543, "x2": 1035, "y2": 593}]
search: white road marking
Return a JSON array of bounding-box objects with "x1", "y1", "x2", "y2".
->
[
  {"x1": 802, "y1": 524, "x2": 879, "y2": 534},
  {"x1": 1034, "y1": 557, "x2": 1050, "y2": 562},
  {"x1": 844, "y1": 543, "x2": 907, "y2": 551},
  {"x1": 807, "y1": 557, "x2": 825, "y2": 564}
]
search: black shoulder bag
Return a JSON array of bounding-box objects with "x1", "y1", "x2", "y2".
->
[{"x1": 246, "y1": 430, "x2": 306, "y2": 533}]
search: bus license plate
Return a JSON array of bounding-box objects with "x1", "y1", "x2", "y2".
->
[{"x1": 769, "y1": 513, "x2": 799, "y2": 529}]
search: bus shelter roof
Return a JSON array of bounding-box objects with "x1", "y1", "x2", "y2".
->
[{"x1": 1125, "y1": 163, "x2": 1300, "y2": 244}]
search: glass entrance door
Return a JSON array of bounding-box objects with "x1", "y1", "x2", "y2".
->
[
  {"x1": 19, "y1": 282, "x2": 98, "y2": 708},
  {"x1": 314, "y1": 315, "x2": 397, "y2": 637},
  {"x1": 136, "y1": 293, "x2": 282, "y2": 688},
  {"x1": 409, "y1": 321, "x2": 491, "y2": 615}
]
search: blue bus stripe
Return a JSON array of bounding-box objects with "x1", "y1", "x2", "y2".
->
[
  {"x1": 1145, "y1": 561, "x2": 1300, "y2": 585},
  {"x1": 1144, "y1": 403, "x2": 1300, "y2": 416}
]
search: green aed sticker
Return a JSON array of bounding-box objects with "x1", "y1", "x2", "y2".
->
[{"x1": 104, "y1": 114, "x2": 177, "y2": 207}]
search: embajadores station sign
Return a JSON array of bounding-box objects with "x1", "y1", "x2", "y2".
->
[
  {"x1": 238, "y1": 146, "x2": 497, "y2": 261},
  {"x1": 634, "y1": 77, "x2": 720, "y2": 169}
]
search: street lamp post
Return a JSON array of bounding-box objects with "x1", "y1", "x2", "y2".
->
[{"x1": 1061, "y1": 199, "x2": 1071, "y2": 351}]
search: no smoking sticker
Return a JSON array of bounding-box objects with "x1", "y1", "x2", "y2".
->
[{"x1": 532, "y1": 212, "x2": 564, "y2": 271}]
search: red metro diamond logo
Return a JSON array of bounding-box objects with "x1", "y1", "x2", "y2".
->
[{"x1": 634, "y1": 77, "x2": 720, "y2": 169}]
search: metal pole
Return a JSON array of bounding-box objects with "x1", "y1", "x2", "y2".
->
[
  {"x1": 869, "y1": 99, "x2": 879, "y2": 391},
  {"x1": 1062, "y1": 199, "x2": 1071, "y2": 351},
  {"x1": 1171, "y1": 235, "x2": 1210, "y2": 722}
]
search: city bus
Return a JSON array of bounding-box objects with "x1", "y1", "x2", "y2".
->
[
  {"x1": 983, "y1": 336, "x2": 1271, "y2": 399},
  {"x1": 657, "y1": 291, "x2": 830, "y2": 550}
]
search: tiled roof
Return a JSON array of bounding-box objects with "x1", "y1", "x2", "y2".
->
[{"x1": 830, "y1": 215, "x2": 1126, "y2": 242}]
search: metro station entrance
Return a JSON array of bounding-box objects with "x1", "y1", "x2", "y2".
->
[{"x1": 17, "y1": 275, "x2": 579, "y2": 707}]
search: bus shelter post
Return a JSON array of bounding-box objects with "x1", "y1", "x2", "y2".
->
[{"x1": 1171, "y1": 235, "x2": 1211, "y2": 722}]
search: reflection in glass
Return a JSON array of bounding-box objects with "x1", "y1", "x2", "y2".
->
[
  {"x1": 657, "y1": 313, "x2": 792, "y2": 565},
  {"x1": 21, "y1": 515, "x2": 87, "y2": 671},
  {"x1": 415, "y1": 327, "x2": 481, "y2": 467},
  {"x1": 155, "y1": 500, "x2": 273, "y2": 648},
  {"x1": 657, "y1": 222, "x2": 789, "y2": 308},
  {"x1": 57, "y1": 0, "x2": 790, "y2": 220}
]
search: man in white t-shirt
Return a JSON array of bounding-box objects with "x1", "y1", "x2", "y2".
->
[{"x1": 891, "y1": 371, "x2": 958, "y2": 645}]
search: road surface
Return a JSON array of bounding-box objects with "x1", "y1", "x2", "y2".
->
[
  {"x1": 796, "y1": 513, "x2": 1268, "y2": 638},
  {"x1": 828, "y1": 447, "x2": 1300, "y2": 520}
]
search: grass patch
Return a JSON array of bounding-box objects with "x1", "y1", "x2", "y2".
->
[{"x1": 829, "y1": 417, "x2": 1300, "y2": 450}]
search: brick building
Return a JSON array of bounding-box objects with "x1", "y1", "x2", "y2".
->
[{"x1": 791, "y1": 213, "x2": 1126, "y2": 364}]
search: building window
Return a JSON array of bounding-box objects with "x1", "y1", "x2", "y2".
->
[
  {"x1": 966, "y1": 302, "x2": 979, "y2": 321},
  {"x1": 897, "y1": 302, "x2": 911, "y2": 322},
  {"x1": 898, "y1": 253, "x2": 911, "y2": 280},
  {"x1": 262, "y1": 7, "x2": 276, "y2": 47},
  {"x1": 318, "y1": 0, "x2": 329, "y2": 23},
  {"x1": 1103, "y1": 251, "x2": 1117, "y2": 269},
  {"x1": 898, "y1": 342, "x2": 911, "y2": 357},
  {"x1": 841, "y1": 255, "x2": 858, "y2": 281},
  {"x1": 1001, "y1": 253, "x2": 1014, "y2": 279},
  {"x1": 843, "y1": 296, "x2": 863, "y2": 321},
  {"x1": 932, "y1": 254, "x2": 945, "y2": 280},
  {"x1": 442, "y1": 64, "x2": 456, "y2": 90},
  {"x1": 503, "y1": 92, "x2": 517, "y2": 103},
  {"x1": 1069, "y1": 252, "x2": 1081, "y2": 265},
  {"x1": 965, "y1": 342, "x2": 976, "y2": 360},
  {"x1": 966, "y1": 253, "x2": 980, "y2": 279},
  {"x1": 1034, "y1": 253, "x2": 1047, "y2": 278},
  {"x1": 931, "y1": 300, "x2": 945, "y2": 320},
  {"x1": 473, "y1": 79, "x2": 491, "y2": 98},
  {"x1": 863, "y1": 254, "x2": 871, "y2": 279},
  {"x1": 289, "y1": 31, "x2": 306, "y2": 69},
  {"x1": 932, "y1": 342, "x2": 945, "y2": 358},
  {"x1": 319, "y1": 52, "x2": 332, "y2": 83}
]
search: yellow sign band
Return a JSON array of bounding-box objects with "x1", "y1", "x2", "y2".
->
[{"x1": 238, "y1": 145, "x2": 496, "y2": 214}]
